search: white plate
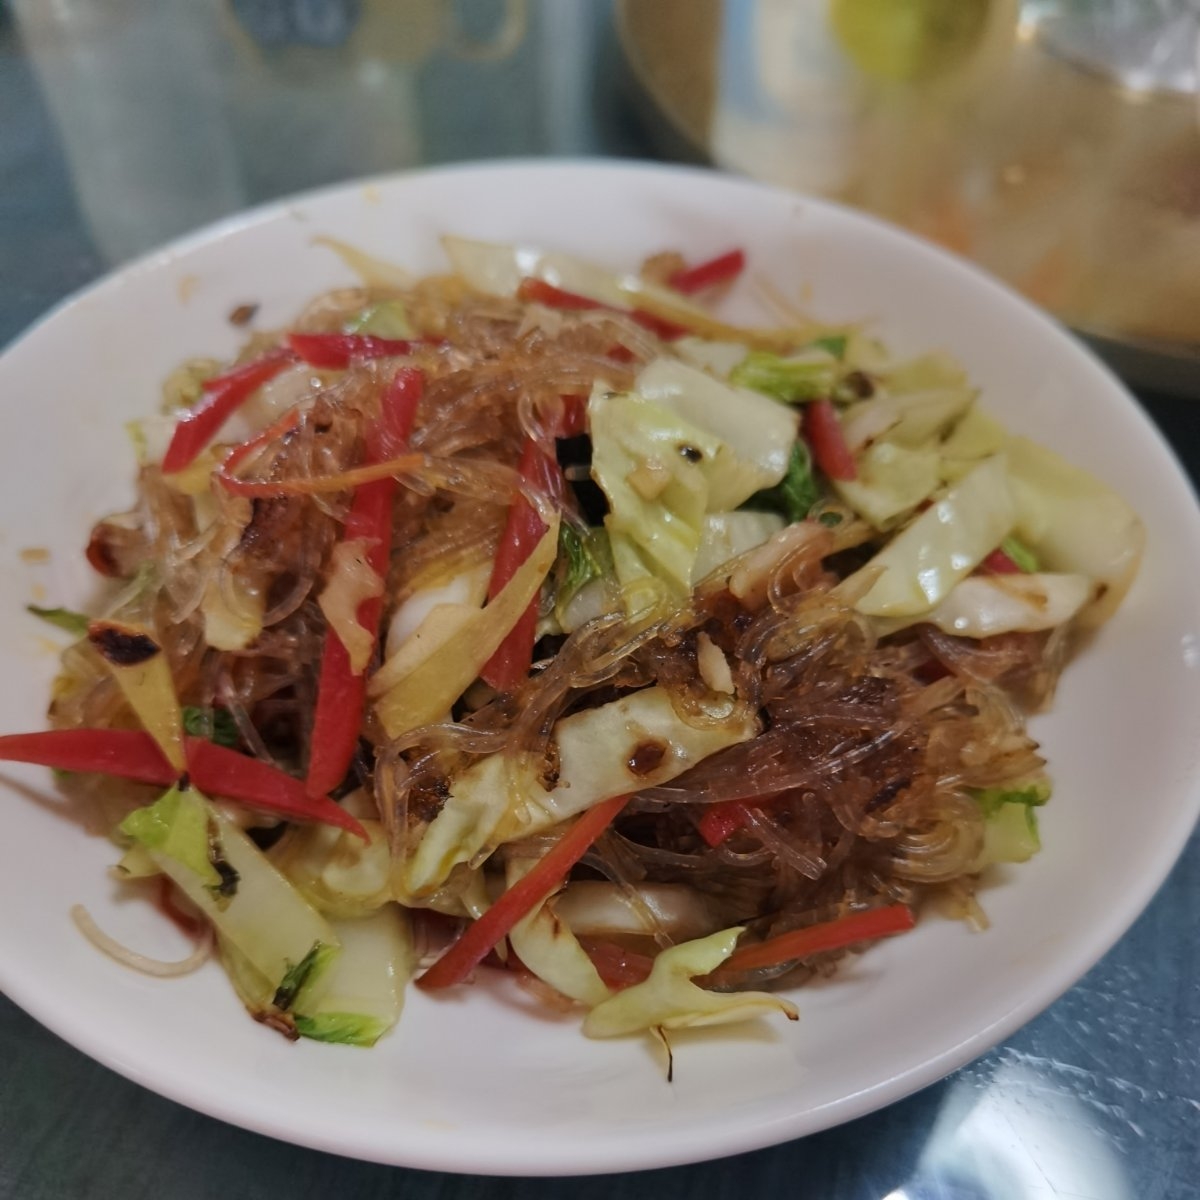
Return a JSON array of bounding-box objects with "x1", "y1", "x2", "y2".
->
[{"x1": 0, "y1": 161, "x2": 1197, "y2": 1176}]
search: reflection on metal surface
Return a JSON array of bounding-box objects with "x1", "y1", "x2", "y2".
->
[
  {"x1": 619, "y1": 0, "x2": 1200, "y2": 393},
  {"x1": 904, "y1": 1053, "x2": 1132, "y2": 1199},
  {"x1": 889, "y1": 1022, "x2": 1200, "y2": 1200}
]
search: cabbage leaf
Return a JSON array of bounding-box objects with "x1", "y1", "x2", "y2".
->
[
  {"x1": 582, "y1": 927, "x2": 799, "y2": 1037},
  {"x1": 1006, "y1": 437, "x2": 1144, "y2": 626},
  {"x1": 634, "y1": 358, "x2": 795, "y2": 509},
  {"x1": 844, "y1": 455, "x2": 1016, "y2": 617},
  {"x1": 506, "y1": 853, "x2": 611, "y2": 1007},
  {"x1": 122, "y1": 784, "x2": 339, "y2": 999},
  {"x1": 404, "y1": 686, "x2": 757, "y2": 897},
  {"x1": 871, "y1": 572, "x2": 1092, "y2": 639}
]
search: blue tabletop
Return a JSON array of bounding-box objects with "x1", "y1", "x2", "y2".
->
[{"x1": 1, "y1": 3, "x2": 1197, "y2": 1197}]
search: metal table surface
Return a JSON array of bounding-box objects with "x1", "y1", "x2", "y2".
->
[{"x1": 1, "y1": 4, "x2": 1197, "y2": 1197}]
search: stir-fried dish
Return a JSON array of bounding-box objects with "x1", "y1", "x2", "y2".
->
[{"x1": 3, "y1": 238, "x2": 1143, "y2": 1050}]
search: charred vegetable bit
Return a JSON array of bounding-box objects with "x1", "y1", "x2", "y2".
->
[{"x1": 22, "y1": 235, "x2": 1141, "y2": 1058}]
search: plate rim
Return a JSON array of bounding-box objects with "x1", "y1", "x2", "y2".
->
[{"x1": 1, "y1": 157, "x2": 1198, "y2": 1176}]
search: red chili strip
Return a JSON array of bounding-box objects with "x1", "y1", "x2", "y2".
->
[
  {"x1": 667, "y1": 249, "x2": 746, "y2": 296},
  {"x1": 417, "y1": 794, "x2": 630, "y2": 991},
  {"x1": 162, "y1": 349, "x2": 294, "y2": 474},
  {"x1": 285, "y1": 332, "x2": 418, "y2": 370},
  {"x1": 516, "y1": 277, "x2": 687, "y2": 341},
  {"x1": 0, "y1": 729, "x2": 364, "y2": 838},
  {"x1": 221, "y1": 407, "x2": 303, "y2": 476},
  {"x1": 305, "y1": 368, "x2": 424, "y2": 799},
  {"x1": 696, "y1": 793, "x2": 785, "y2": 848},
  {"x1": 479, "y1": 436, "x2": 564, "y2": 692},
  {"x1": 803, "y1": 399, "x2": 857, "y2": 481},
  {"x1": 721, "y1": 904, "x2": 916, "y2": 974},
  {"x1": 516, "y1": 278, "x2": 601, "y2": 311},
  {"x1": 697, "y1": 800, "x2": 751, "y2": 848},
  {"x1": 629, "y1": 309, "x2": 689, "y2": 341}
]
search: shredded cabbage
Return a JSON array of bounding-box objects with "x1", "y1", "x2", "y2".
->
[
  {"x1": 844, "y1": 455, "x2": 1017, "y2": 617},
  {"x1": 583, "y1": 927, "x2": 799, "y2": 1037},
  {"x1": 505, "y1": 852, "x2": 611, "y2": 1007}
]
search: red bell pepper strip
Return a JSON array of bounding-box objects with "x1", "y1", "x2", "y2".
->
[
  {"x1": 0, "y1": 728, "x2": 175, "y2": 783},
  {"x1": 479, "y1": 434, "x2": 565, "y2": 692},
  {"x1": 162, "y1": 349, "x2": 294, "y2": 474},
  {"x1": 417, "y1": 793, "x2": 630, "y2": 991},
  {"x1": 981, "y1": 548, "x2": 1023, "y2": 575},
  {"x1": 697, "y1": 800, "x2": 752, "y2": 848},
  {"x1": 515, "y1": 277, "x2": 688, "y2": 342},
  {"x1": 285, "y1": 332, "x2": 417, "y2": 370},
  {"x1": 696, "y1": 792, "x2": 787, "y2": 848},
  {"x1": 667, "y1": 249, "x2": 746, "y2": 296},
  {"x1": 305, "y1": 368, "x2": 424, "y2": 799},
  {"x1": 516, "y1": 278, "x2": 599, "y2": 311},
  {"x1": 803, "y1": 399, "x2": 858, "y2": 481},
  {"x1": 721, "y1": 904, "x2": 915, "y2": 975},
  {"x1": 186, "y1": 739, "x2": 365, "y2": 836},
  {"x1": 221, "y1": 407, "x2": 303, "y2": 476},
  {"x1": 0, "y1": 729, "x2": 365, "y2": 838},
  {"x1": 629, "y1": 309, "x2": 689, "y2": 341}
]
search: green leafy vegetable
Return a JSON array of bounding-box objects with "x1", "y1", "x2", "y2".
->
[
  {"x1": 970, "y1": 779, "x2": 1051, "y2": 867},
  {"x1": 181, "y1": 705, "x2": 239, "y2": 749},
  {"x1": 583, "y1": 926, "x2": 799, "y2": 1038},
  {"x1": 120, "y1": 784, "x2": 222, "y2": 890},
  {"x1": 345, "y1": 299, "x2": 413, "y2": 339},
  {"x1": 969, "y1": 779, "x2": 1052, "y2": 818},
  {"x1": 744, "y1": 441, "x2": 820, "y2": 524},
  {"x1": 810, "y1": 334, "x2": 848, "y2": 359},
  {"x1": 999, "y1": 535, "x2": 1040, "y2": 574},
  {"x1": 554, "y1": 524, "x2": 612, "y2": 623},
  {"x1": 272, "y1": 941, "x2": 338, "y2": 1012},
  {"x1": 26, "y1": 605, "x2": 89, "y2": 637},
  {"x1": 293, "y1": 908, "x2": 416, "y2": 1046},
  {"x1": 123, "y1": 784, "x2": 339, "y2": 997},
  {"x1": 730, "y1": 350, "x2": 838, "y2": 404},
  {"x1": 293, "y1": 1012, "x2": 392, "y2": 1046}
]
